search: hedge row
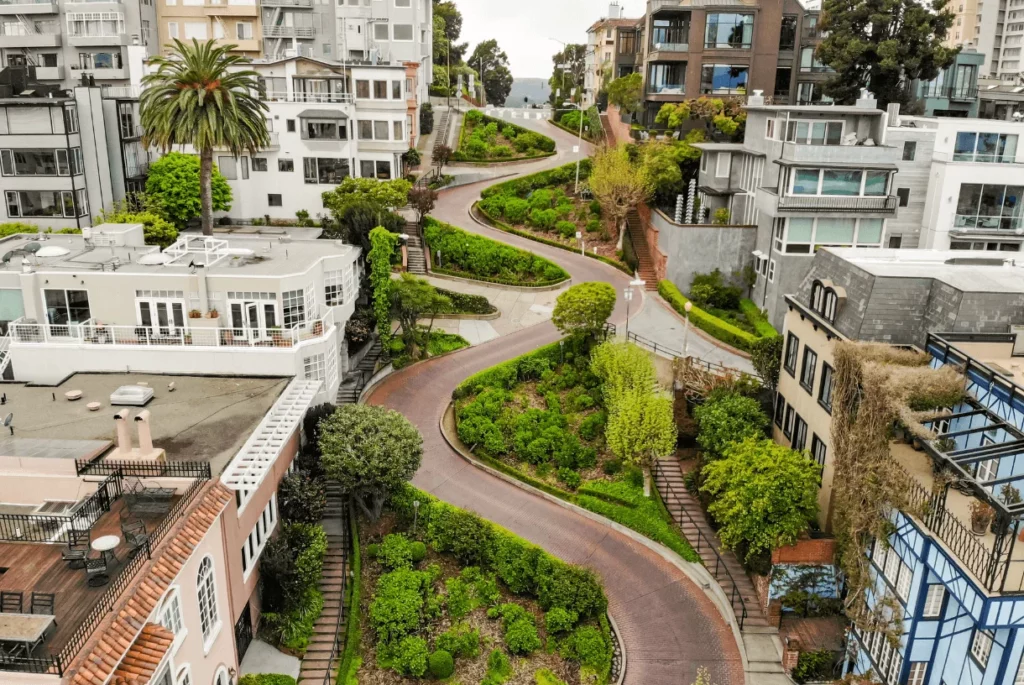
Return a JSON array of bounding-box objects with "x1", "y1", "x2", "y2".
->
[
  {"x1": 453, "y1": 342, "x2": 564, "y2": 399},
  {"x1": 473, "y1": 203, "x2": 630, "y2": 276},
  {"x1": 658, "y1": 280, "x2": 759, "y2": 352},
  {"x1": 481, "y1": 160, "x2": 594, "y2": 200},
  {"x1": 738, "y1": 299, "x2": 778, "y2": 338},
  {"x1": 549, "y1": 117, "x2": 601, "y2": 143}
]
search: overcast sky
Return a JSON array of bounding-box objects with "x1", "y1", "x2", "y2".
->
[{"x1": 456, "y1": 0, "x2": 647, "y2": 79}]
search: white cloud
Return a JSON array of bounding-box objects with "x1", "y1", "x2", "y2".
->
[{"x1": 456, "y1": 0, "x2": 647, "y2": 78}]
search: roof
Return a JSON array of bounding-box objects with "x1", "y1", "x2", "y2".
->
[
  {"x1": 111, "y1": 624, "x2": 175, "y2": 683},
  {"x1": 588, "y1": 17, "x2": 642, "y2": 32},
  {"x1": 774, "y1": 158, "x2": 898, "y2": 170},
  {"x1": 824, "y1": 247, "x2": 1024, "y2": 294},
  {"x1": 69, "y1": 483, "x2": 234, "y2": 685},
  {"x1": 298, "y1": 108, "x2": 348, "y2": 120}
]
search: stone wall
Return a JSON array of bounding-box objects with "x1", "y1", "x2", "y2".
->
[{"x1": 652, "y1": 208, "x2": 757, "y2": 294}]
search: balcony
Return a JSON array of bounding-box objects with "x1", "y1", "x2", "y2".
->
[
  {"x1": 647, "y1": 82, "x2": 685, "y2": 95},
  {"x1": 263, "y1": 25, "x2": 314, "y2": 38},
  {"x1": 263, "y1": 90, "x2": 353, "y2": 104},
  {"x1": 101, "y1": 84, "x2": 141, "y2": 98},
  {"x1": 919, "y1": 82, "x2": 979, "y2": 101},
  {"x1": 0, "y1": 28, "x2": 60, "y2": 47},
  {"x1": 33, "y1": 65, "x2": 63, "y2": 79},
  {"x1": 71, "y1": 66, "x2": 126, "y2": 80},
  {"x1": 67, "y1": 32, "x2": 128, "y2": 47},
  {"x1": 778, "y1": 143, "x2": 898, "y2": 166},
  {"x1": 647, "y1": 42, "x2": 688, "y2": 61},
  {"x1": 0, "y1": 0, "x2": 56, "y2": 13},
  {"x1": 758, "y1": 188, "x2": 898, "y2": 215}
]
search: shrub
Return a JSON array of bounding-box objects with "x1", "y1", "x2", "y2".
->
[
  {"x1": 739, "y1": 299, "x2": 779, "y2": 338},
  {"x1": 377, "y1": 534, "x2": 415, "y2": 570},
  {"x1": 428, "y1": 649, "x2": 455, "y2": 678},
  {"x1": 504, "y1": 617, "x2": 541, "y2": 655},
  {"x1": 427, "y1": 503, "x2": 498, "y2": 567},
  {"x1": 530, "y1": 208, "x2": 558, "y2": 230},
  {"x1": 465, "y1": 109, "x2": 484, "y2": 124},
  {"x1": 555, "y1": 220, "x2": 577, "y2": 238},
  {"x1": 690, "y1": 269, "x2": 742, "y2": 310},
  {"x1": 495, "y1": 536, "x2": 542, "y2": 594},
  {"x1": 589, "y1": 200, "x2": 602, "y2": 216},
  {"x1": 534, "y1": 669, "x2": 568, "y2": 685},
  {"x1": 239, "y1": 676, "x2": 297, "y2": 685},
  {"x1": 492, "y1": 144, "x2": 514, "y2": 157},
  {"x1": 557, "y1": 467, "x2": 581, "y2": 490},
  {"x1": 446, "y1": 577, "x2": 473, "y2": 619},
  {"x1": 792, "y1": 649, "x2": 836, "y2": 684},
  {"x1": 535, "y1": 556, "x2": 607, "y2": 618},
  {"x1": 693, "y1": 391, "x2": 769, "y2": 458},
  {"x1": 601, "y1": 458, "x2": 623, "y2": 475},
  {"x1": 410, "y1": 541, "x2": 427, "y2": 563},
  {"x1": 504, "y1": 198, "x2": 530, "y2": 223},
  {"x1": 277, "y1": 471, "x2": 326, "y2": 525},
  {"x1": 544, "y1": 607, "x2": 578, "y2": 635},
  {"x1": 579, "y1": 411, "x2": 607, "y2": 441},
  {"x1": 502, "y1": 125, "x2": 518, "y2": 139},
  {"x1": 439, "y1": 288, "x2": 497, "y2": 315},
  {"x1": 482, "y1": 649, "x2": 512, "y2": 685},
  {"x1": 392, "y1": 636, "x2": 429, "y2": 677},
  {"x1": 560, "y1": 625, "x2": 612, "y2": 675},
  {"x1": 369, "y1": 568, "x2": 429, "y2": 643},
  {"x1": 658, "y1": 280, "x2": 758, "y2": 352},
  {"x1": 436, "y1": 622, "x2": 481, "y2": 659},
  {"x1": 585, "y1": 218, "x2": 601, "y2": 233}
]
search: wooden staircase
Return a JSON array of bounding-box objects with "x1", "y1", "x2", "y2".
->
[
  {"x1": 652, "y1": 460, "x2": 771, "y2": 631},
  {"x1": 297, "y1": 489, "x2": 350, "y2": 683},
  {"x1": 625, "y1": 209, "x2": 657, "y2": 290}
]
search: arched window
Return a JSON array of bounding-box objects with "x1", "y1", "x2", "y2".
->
[
  {"x1": 823, "y1": 290, "x2": 838, "y2": 323},
  {"x1": 213, "y1": 666, "x2": 230, "y2": 685},
  {"x1": 158, "y1": 588, "x2": 183, "y2": 638},
  {"x1": 196, "y1": 556, "x2": 219, "y2": 642},
  {"x1": 810, "y1": 280, "x2": 824, "y2": 312},
  {"x1": 176, "y1": 665, "x2": 192, "y2": 685}
]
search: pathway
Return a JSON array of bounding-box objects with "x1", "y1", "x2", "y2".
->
[{"x1": 368, "y1": 120, "x2": 754, "y2": 685}]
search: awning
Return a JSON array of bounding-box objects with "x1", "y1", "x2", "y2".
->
[{"x1": 298, "y1": 108, "x2": 348, "y2": 120}]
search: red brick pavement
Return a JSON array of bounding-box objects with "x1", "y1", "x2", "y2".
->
[{"x1": 367, "y1": 144, "x2": 746, "y2": 684}]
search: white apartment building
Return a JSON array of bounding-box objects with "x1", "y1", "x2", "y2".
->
[
  {"x1": 886, "y1": 112, "x2": 1024, "y2": 251},
  {"x1": 0, "y1": 223, "x2": 359, "y2": 403}
]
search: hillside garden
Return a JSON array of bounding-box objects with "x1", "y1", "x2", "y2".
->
[{"x1": 455, "y1": 110, "x2": 556, "y2": 162}]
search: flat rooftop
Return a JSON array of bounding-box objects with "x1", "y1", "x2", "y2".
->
[
  {"x1": 825, "y1": 247, "x2": 1024, "y2": 294},
  {"x1": 0, "y1": 373, "x2": 287, "y2": 474},
  {"x1": 0, "y1": 230, "x2": 359, "y2": 277}
]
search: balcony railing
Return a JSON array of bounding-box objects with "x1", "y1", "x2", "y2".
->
[
  {"x1": 648, "y1": 83, "x2": 685, "y2": 94},
  {"x1": 953, "y1": 215, "x2": 1024, "y2": 231},
  {"x1": 263, "y1": 90, "x2": 353, "y2": 103},
  {"x1": 10, "y1": 310, "x2": 334, "y2": 349},
  {"x1": 0, "y1": 0, "x2": 53, "y2": 5},
  {"x1": 919, "y1": 83, "x2": 979, "y2": 100},
  {"x1": 0, "y1": 473, "x2": 118, "y2": 544},
  {"x1": 261, "y1": 0, "x2": 312, "y2": 6},
  {"x1": 650, "y1": 41, "x2": 688, "y2": 52},
  {"x1": 263, "y1": 25, "x2": 314, "y2": 38},
  {"x1": 76, "y1": 458, "x2": 212, "y2": 478},
  {"x1": 101, "y1": 84, "x2": 141, "y2": 98},
  {"x1": 776, "y1": 194, "x2": 898, "y2": 212}
]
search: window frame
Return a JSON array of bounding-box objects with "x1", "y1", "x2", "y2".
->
[
  {"x1": 970, "y1": 629, "x2": 994, "y2": 669},
  {"x1": 196, "y1": 556, "x2": 220, "y2": 650},
  {"x1": 784, "y1": 332, "x2": 799, "y2": 376},
  {"x1": 800, "y1": 346, "x2": 817, "y2": 392},
  {"x1": 818, "y1": 363, "x2": 834, "y2": 412},
  {"x1": 921, "y1": 584, "x2": 945, "y2": 618}
]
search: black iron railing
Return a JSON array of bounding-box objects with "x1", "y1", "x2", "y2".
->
[
  {"x1": 0, "y1": 472, "x2": 121, "y2": 544},
  {"x1": 626, "y1": 331, "x2": 734, "y2": 378},
  {"x1": 776, "y1": 194, "x2": 898, "y2": 212},
  {"x1": 76, "y1": 458, "x2": 212, "y2": 479},
  {"x1": 322, "y1": 502, "x2": 352, "y2": 685},
  {"x1": 919, "y1": 83, "x2": 979, "y2": 100},
  {"x1": 653, "y1": 461, "x2": 750, "y2": 630}
]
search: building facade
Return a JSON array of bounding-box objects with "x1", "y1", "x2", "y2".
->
[
  {"x1": 909, "y1": 49, "x2": 985, "y2": 118},
  {"x1": 584, "y1": 6, "x2": 642, "y2": 107},
  {"x1": 157, "y1": 0, "x2": 262, "y2": 59}
]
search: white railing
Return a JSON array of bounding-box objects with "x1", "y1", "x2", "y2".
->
[
  {"x1": 263, "y1": 25, "x2": 314, "y2": 38},
  {"x1": 101, "y1": 84, "x2": 142, "y2": 98},
  {"x1": 263, "y1": 90, "x2": 353, "y2": 104},
  {"x1": 10, "y1": 310, "x2": 334, "y2": 349}
]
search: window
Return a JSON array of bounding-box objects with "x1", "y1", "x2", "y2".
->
[
  {"x1": 971, "y1": 629, "x2": 993, "y2": 668},
  {"x1": 214, "y1": 668, "x2": 230, "y2": 685},
  {"x1": 774, "y1": 67, "x2": 792, "y2": 98},
  {"x1": 700, "y1": 64, "x2": 748, "y2": 94},
  {"x1": 785, "y1": 120, "x2": 843, "y2": 145},
  {"x1": 955, "y1": 183, "x2": 1023, "y2": 231},
  {"x1": 907, "y1": 663, "x2": 927, "y2": 685},
  {"x1": 800, "y1": 347, "x2": 817, "y2": 392},
  {"x1": 282, "y1": 288, "x2": 306, "y2": 328},
  {"x1": 158, "y1": 590, "x2": 184, "y2": 638},
  {"x1": 392, "y1": 81, "x2": 402, "y2": 99},
  {"x1": 374, "y1": 23, "x2": 389, "y2": 40},
  {"x1": 768, "y1": 259, "x2": 775, "y2": 282},
  {"x1": 325, "y1": 268, "x2": 346, "y2": 306},
  {"x1": 0, "y1": 148, "x2": 83, "y2": 176},
  {"x1": 393, "y1": 120, "x2": 403, "y2": 141},
  {"x1": 303, "y1": 158, "x2": 350, "y2": 184},
  {"x1": 954, "y1": 131, "x2": 1018, "y2": 163},
  {"x1": 922, "y1": 585, "x2": 945, "y2": 618},
  {"x1": 792, "y1": 415, "x2": 807, "y2": 451},
  {"x1": 236, "y1": 21, "x2": 252, "y2": 39},
  {"x1": 183, "y1": 21, "x2": 206, "y2": 39},
  {"x1": 137, "y1": 295, "x2": 186, "y2": 334},
  {"x1": 375, "y1": 161, "x2": 391, "y2": 179},
  {"x1": 715, "y1": 153, "x2": 731, "y2": 178},
  {"x1": 393, "y1": 24, "x2": 413, "y2": 40},
  {"x1": 819, "y1": 363, "x2": 834, "y2": 411},
  {"x1": 360, "y1": 160, "x2": 375, "y2": 178},
  {"x1": 784, "y1": 333, "x2": 799, "y2": 376},
  {"x1": 395, "y1": 0, "x2": 410, "y2": 5},
  {"x1": 241, "y1": 494, "x2": 277, "y2": 578},
  {"x1": 792, "y1": 168, "x2": 889, "y2": 196},
  {"x1": 286, "y1": 119, "x2": 296, "y2": 133},
  {"x1": 212, "y1": 21, "x2": 223, "y2": 39},
  {"x1": 8, "y1": 191, "x2": 83, "y2": 218},
  {"x1": 303, "y1": 120, "x2": 347, "y2": 140},
  {"x1": 217, "y1": 156, "x2": 237, "y2": 180},
  {"x1": 888, "y1": 235, "x2": 902, "y2": 249},
  {"x1": 774, "y1": 394, "x2": 786, "y2": 427},
  {"x1": 779, "y1": 15, "x2": 797, "y2": 50},
  {"x1": 373, "y1": 80, "x2": 388, "y2": 98},
  {"x1": 784, "y1": 405, "x2": 795, "y2": 439},
  {"x1": 197, "y1": 556, "x2": 219, "y2": 644},
  {"x1": 278, "y1": 159, "x2": 294, "y2": 172},
  {"x1": 304, "y1": 353, "x2": 326, "y2": 381},
  {"x1": 66, "y1": 12, "x2": 125, "y2": 37},
  {"x1": 902, "y1": 141, "x2": 917, "y2": 161},
  {"x1": 704, "y1": 13, "x2": 753, "y2": 48},
  {"x1": 799, "y1": 47, "x2": 830, "y2": 72},
  {"x1": 896, "y1": 563, "x2": 912, "y2": 600},
  {"x1": 176, "y1": 666, "x2": 192, "y2": 685},
  {"x1": 700, "y1": 153, "x2": 708, "y2": 173},
  {"x1": 240, "y1": 157, "x2": 249, "y2": 180},
  {"x1": 810, "y1": 434, "x2": 826, "y2": 468},
  {"x1": 779, "y1": 217, "x2": 884, "y2": 253},
  {"x1": 896, "y1": 188, "x2": 910, "y2": 207},
  {"x1": 1015, "y1": 656, "x2": 1024, "y2": 685},
  {"x1": 268, "y1": 194, "x2": 282, "y2": 207},
  {"x1": 167, "y1": 21, "x2": 178, "y2": 38},
  {"x1": 356, "y1": 80, "x2": 370, "y2": 98},
  {"x1": 252, "y1": 157, "x2": 268, "y2": 172},
  {"x1": 374, "y1": 120, "x2": 389, "y2": 140},
  {"x1": 797, "y1": 81, "x2": 832, "y2": 105},
  {"x1": 647, "y1": 62, "x2": 685, "y2": 92}
]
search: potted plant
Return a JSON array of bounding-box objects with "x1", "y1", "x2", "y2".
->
[
  {"x1": 188, "y1": 309, "x2": 202, "y2": 319},
  {"x1": 312, "y1": 320, "x2": 324, "y2": 337},
  {"x1": 207, "y1": 308, "x2": 219, "y2": 319},
  {"x1": 971, "y1": 500, "x2": 996, "y2": 535}
]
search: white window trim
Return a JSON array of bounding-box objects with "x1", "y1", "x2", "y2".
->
[
  {"x1": 241, "y1": 493, "x2": 279, "y2": 582},
  {"x1": 907, "y1": 662, "x2": 927, "y2": 685},
  {"x1": 781, "y1": 217, "x2": 885, "y2": 253},
  {"x1": 971, "y1": 629, "x2": 994, "y2": 668},
  {"x1": 156, "y1": 587, "x2": 187, "y2": 653},
  {"x1": 715, "y1": 152, "x2": 731, "y2": 178},
  {"x1": 176, "y1": 664, "x2": 193, "y2": 685},
  {"x1": 922, "y1": 584, "x2": 944, "y2": 618},
  {"x1": 197, "y1": 555, "x2": 222, "y2": 654},
  {"x1": 391, "y1": 23, "x2": 413, "y2": 41},
  {"x1": 784, "y1": 119, "x2": 844, "y2": 143}
]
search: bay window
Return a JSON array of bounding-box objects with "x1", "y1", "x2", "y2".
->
[
  {"x1": 790, "y1": 168, "x2": 890, "y2": 196},
  {"x1": 303, "y1": 157, "x2": 350, "y2": 184},
  {"x1": 779, "y1": 217, "x2": 884, "y2": 253},
  {"x1": 784, "y1": 120, "x2": 842, "y2": 145},
  {"x1": 6, "y1": 190, "x2": 86, "y2": 218},
  {"x1": 953, "y1": 131, "x2": 1018, "y2": 163},
  {"x1": 955, "y1": 183, "x2": 1024, "y2": 230}
]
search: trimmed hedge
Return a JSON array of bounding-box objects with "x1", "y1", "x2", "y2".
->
[
  {"x1": 439, "y1": 288, "x2": 497, "y2": 315},
  {"x1": 738, "y1": 298, "x2": 778, "y2": 338},
  {"x1": 239, "y1": 677, "x2": 296, "y2": 685},
  {"x1": 658, "y1": 280, "x2": 759, "y2": 352},
  {"x1": 424, "y1": 217, "x2": 569, "y2": 287},
  {"x1": 454, "y1": 111, "x2": 557, "y2": 163},
  {"x1": 481, "y1": 161, "x2": 594, "y2": 200},
  {"x1": 549, "y1": 117, "x2": 601, "y2": 143}
]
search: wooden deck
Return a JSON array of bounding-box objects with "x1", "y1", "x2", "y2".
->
[{"x1": 0, "y1": 497, "x2": 174, "y2": 659}]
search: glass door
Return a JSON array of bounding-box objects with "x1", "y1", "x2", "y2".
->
[{"x1": 138, "y1": 298, "x2": 185, "y2": 336}]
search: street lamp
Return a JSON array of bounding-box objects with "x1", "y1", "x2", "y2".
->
[
  {"x1": 624, "y1": 278, "x2": 645, "y2": 338},
  {"x1": 682, "y1": 301, "x2": 693, "y2": 357}
]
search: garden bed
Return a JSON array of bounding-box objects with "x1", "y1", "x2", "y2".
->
[
  {"x1": 454, "y1": 110, "x2": 556, "y2": 163},
  {"x1": 423, "y1": 217, "x2": 570, "y2": 287},
  {"x1": 475, "y1": 162, "x2": 628, "y2": 271},
  {"x1": 391, "y1": 330, "x2": 470, "y2": 370},
  {"x1": 658, "y1": 280, "x2": 777, "y2": 353},
  {"x1": 345, "y1": 485, "x2": 615, "y2": 685},
  {"x1": 451, "y1": 340, "x2": 699, "y2": 564}
]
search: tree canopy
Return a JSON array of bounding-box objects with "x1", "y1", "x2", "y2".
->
[
  {"x1": 692, "y1": 390, "x2": 769, "y2": 458},
  {"x1": 549, "y1": 44, "x2": 587, "y2": 106},
  {"x1": 470, "y1": 39, "x2": 514, "y2": 106},
  {"x1": 552, "y1": 282, "x2": 616, "y2": 341},
  {"x1": 433, "y1": 0, "x2": 467, "y2": 64},
  {"x1": 589, "y1": 144, "x2": 653, "y2": 242},
  {"x1": 590, "y1": 342, "x2": 657, "y2": 409},
  {"x1": 319, "y1": 404, "x2": 424, "y2": 521},
  {"x1": 606, "y1": 388, "x2": 677, "y2": 486},
  {"x1": 391, "y1": 273, "x2": 451, "y2": 359},
  {"x1": 145, "y1": 152, "x2": 231, "y2": 229},
  {"x1": 818, "y1": 0, "x2": 958, "y2": 107},
  {"x1": 606, "y1": 73, "x2": 643, "y2": 115}
]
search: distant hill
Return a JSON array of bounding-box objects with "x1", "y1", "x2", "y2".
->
[{"x1": 507, "y1": 78, "x2": 550, "y2": 106}]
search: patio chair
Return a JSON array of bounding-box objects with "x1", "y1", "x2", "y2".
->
[
  {"x1": 121, "y1": 517, "x2": 149, "y2": 549},
  {"x1": 84, "y1": 555, "x2": 109, "y2": 587},
  {"x1": 0, "y1": 591, "x2": 22, "y2": 613},
  {"x1": 61, "y1": 529, "x2": 90, "y2": 569},
  {"x1": 29, "y1": 593, "x2": 54, "y2": 617}
]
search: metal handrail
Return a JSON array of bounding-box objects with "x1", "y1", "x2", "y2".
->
[
  {"x1": 653, "y1": 461, "x2": 749, "y2": 630},
  {"x1": 626, "y1": 331, "x2": 733, "y2": 377},
  {"x1": 321, "y1": 501, "x2": 351, "y2": 685}
]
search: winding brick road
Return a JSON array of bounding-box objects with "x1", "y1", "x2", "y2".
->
[{"x1": 366, "y1": 118, "x2": 745, "y2": 685}]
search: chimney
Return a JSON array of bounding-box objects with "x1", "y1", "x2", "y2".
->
[
  {"x1": 608, "y1": 1, "x2": 622, "y2": 19},
  {"x1": 886, "y1": 102, "x2": 901, "y2": 127},
  {"x1": 134, "y1": 409, "x2": 154, "y2": 455},
  {"x1": 114, "y1": 409, "x2": 132, "y2": 453},
  {"x1": 748, "y1": 89, "x2": 765, "y2": 106},
  {"x1": 856, "y1": 88, "x2": 878, "y2": 109}
]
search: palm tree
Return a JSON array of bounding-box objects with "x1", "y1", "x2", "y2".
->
[{"x1": 140, "y1": 39, "x2": 269, "y2": 236}]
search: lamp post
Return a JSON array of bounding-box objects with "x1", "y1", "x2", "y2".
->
[
  {"x1": 624, "y1": 278, "x2": 645, "y2": 338},
  {"x1": 683, "y1": 300, "x2": 692, "y2": 356}
]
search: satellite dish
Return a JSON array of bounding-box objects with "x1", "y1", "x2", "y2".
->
[
  {"x1": 1, "y1": 252, "x2": 14, "y2": 264},
  {"x1": 4, "y1": 413, "x2": 13, "y2": 426},
  {"x1": 22, "y1": 242, "x2": 41, "y2": 254},
  {"x1": 36, "y1": 246, "x2": 70, "y2": 258}
]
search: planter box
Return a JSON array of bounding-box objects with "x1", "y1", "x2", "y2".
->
[{"x1": 188, "y1": 316, "x2": 222, "y2": 329}]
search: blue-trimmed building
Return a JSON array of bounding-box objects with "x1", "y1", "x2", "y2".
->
[{"x1": 773, "y1": 247, "x2": 1024, "y2": 685}]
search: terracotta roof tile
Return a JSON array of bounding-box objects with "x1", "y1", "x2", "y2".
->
[
  {"x1": 68, "y1": 482, "x2": 233, "y2": 685},
  {"x1": 112, "y1": 623, "x2": 175, "y2": 683}
]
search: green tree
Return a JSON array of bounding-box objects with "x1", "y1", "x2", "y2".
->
[
  {"x1": 589, "y1": 144, "x2": 653, "y2": 245},
  {"x1": 368, "y1": 227, "x2": 400, "y2": 351},
  {"x1": 391, "y1": 273, "x2": 451, "y2": 359},
  {"x1": 606, "y1": 73, "x2": 643, "y2": 115},
  {"x1": 549, "y1": 44, "x2": 587, "y2": 106},
  {"x1": 700, "y1": 438, "x2": 820, "y2": 559},
  {"x1": 469, "y1": 40, "x2": 514, "y2": 106},
  {"x1": 590, "y1": 341, "x2": 657, "y2": 409},
  {"x1": 606, "y1": 388, "x2": 677, "y2": 496},
  {"x1": 319, "y1": 404, "x2": 424, "y2": 521},
  {"x1": 433, "y1": 0, "x2": 467, "y2": 65},
  {"x1": 817, "y1": 0, "x2": 957, "y2": 107},
  {"x1": 551, "y1": 282, "x2": 616, "y2": 341},
  {"x1": 144, "y1": 152, "x2": 231, "y2": 230},
  {"x1": 750, "y1": 335, "x2": 784, "y2": 391},
  {"x1": 321, "y1": 177, "x2": 411, "y2": 251},
  {"x1": 96, "y1": 197, "x2": 179, "y2": 248},
  {"x1": 141, "y1": 39, "x2": 268, "y2": 235},
  {"x1": 322, "y1": 177, "x2": 412, "y2": 214},
  {"x1": 692, "y1": 391, "x2": 768, "y2": 458}
]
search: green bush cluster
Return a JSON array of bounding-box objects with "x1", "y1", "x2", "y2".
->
[
  {"x1": 377, "y1": 533, "x2": 418, "y2": 570},
  {"x1": 423, "y1": 218, "x2": 568, "y2": 286},
  {"x1": 238, "y1": 675, "x2": 297, "y2": 685},
  {"x1": 428, "y1": 649, "x2": 455, "y2": 678},
  {"x1": 560, "y1": 625, "x2": 612, "y2": 680},
  {"x1": 544, "y1": 607, "x2": 579, "y2": 635},
  {"x1": 693, "y1": 389, "x2": 770, "y2": 458},
  {"x1": 489, "y1": 603, "x2": 541, "y2": 655},
  {"x1": 658, "y1": 280, "x2": 760, "y2": 352},
  {"x1": 482, "y1": 649, "x2": 512, "y2": 685},
  {"x1": 436, "y1": 622, "x2": 481, "y2": 659},
  {"x1": 455, "y1": 110, "x2": 556, "y2": 161},
  {"x1": 437, "y1": 287, "x2": 497, "y2": 315}
]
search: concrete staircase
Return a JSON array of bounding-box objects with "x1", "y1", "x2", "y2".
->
[
  {"x1": 625, "y1": 209, "x2": 657, "y2": 289},
  {"x1": 337, "y1": 339, "x2": 382, "y2": 404},
  {"x1": 297, "y1": 488, "x2": 350, "y2": 683},
  {"x1": 406, "y1": 222, "x2": 426, "y2": 275}
]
